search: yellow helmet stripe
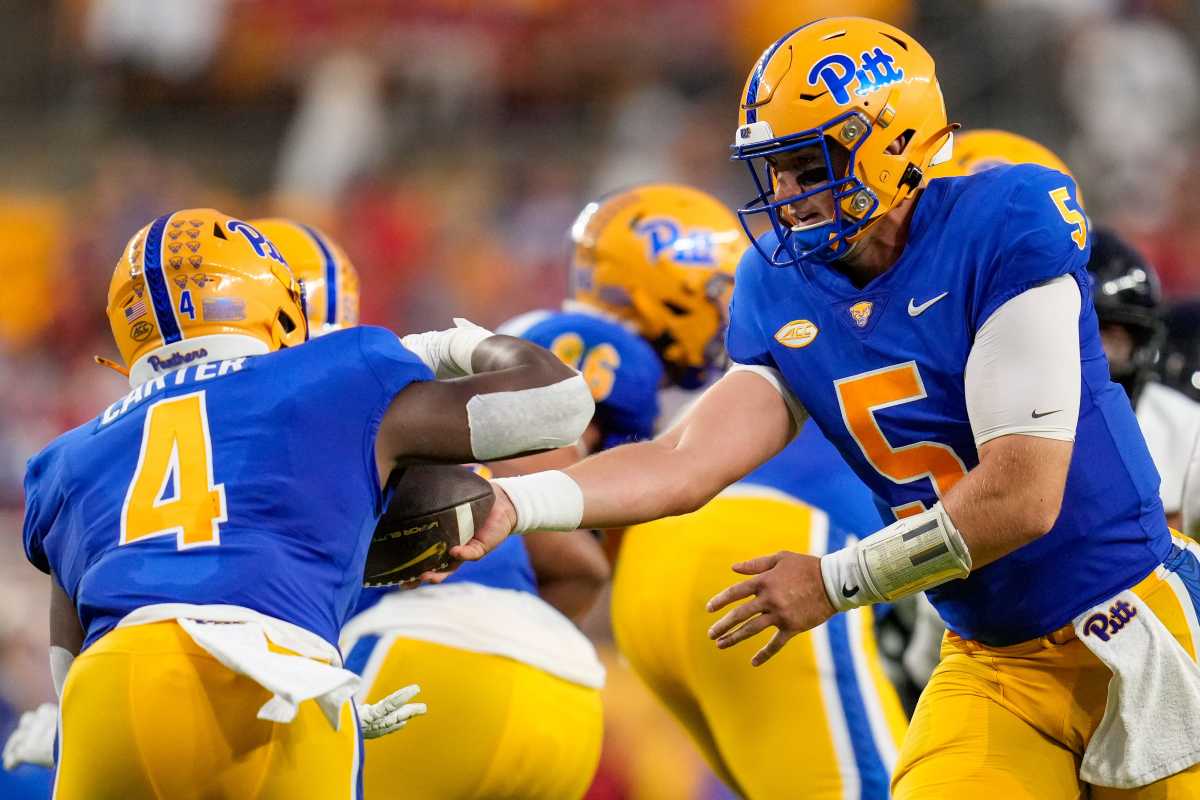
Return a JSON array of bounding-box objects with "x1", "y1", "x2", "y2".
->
[
  {"x1": 142, "y1": 213, "x2": 184, "y2": 345},
  {"x1": 301, "y1": 224, "x2": 338, "y2": 327}
]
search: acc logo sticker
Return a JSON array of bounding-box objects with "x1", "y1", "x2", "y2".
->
[
  {"x1": 130, "y1": 320, "x2": 154, "y2": 342},
  {"x1": 774, "y1": 319, "x2": 819, "y2": 348}
]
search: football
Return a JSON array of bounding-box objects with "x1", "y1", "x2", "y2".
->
[{"x1": 362, "y1": 464, "x2": 495, "y2": 587}]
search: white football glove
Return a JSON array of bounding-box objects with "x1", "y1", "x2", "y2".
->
[
  {"x1": 3, "y1": 703, "x2": 57, "y2": 770},
  {"x1": 356, "y1": 684, "x2": 426, "y2": 739}
]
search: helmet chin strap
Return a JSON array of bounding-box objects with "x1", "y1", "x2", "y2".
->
[{"x1": 93, "y1": 355, "x2": 130, "y2": 378}]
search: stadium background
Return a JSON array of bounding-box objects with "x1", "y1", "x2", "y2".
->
[{"x1": 0, "y1": 1, "x2": 1197, "y2": 797}]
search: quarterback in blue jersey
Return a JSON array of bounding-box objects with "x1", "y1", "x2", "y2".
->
[
  {"x1": 19, "y1": 209, "x2": 593, "y2": 799},
  {"x1": 465, "y1": 18, "x2": 1200, "y2": 798},
  {"x1": 249, "y1": 218, "x2": 609, "y2": 800},
  {"x1": 485, "y1": 184, "x2": 905, "y2": 799}
]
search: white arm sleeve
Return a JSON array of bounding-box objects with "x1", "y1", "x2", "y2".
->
[
  {"x1": 965, "y1": 275, "x2": 1081, "y2": 446},
  {"x1": 725, "y1": 363, "x2": 809, "y2": 434}
]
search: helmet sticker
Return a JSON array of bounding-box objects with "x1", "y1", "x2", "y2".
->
[
  {"x1": 634, "y1": 218, "x2": 718, "y2": 266},
  {"x1": 807, "y1": 49, "x2": 905, "y2": 105}
]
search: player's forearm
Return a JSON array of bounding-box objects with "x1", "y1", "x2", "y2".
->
[
  {"x1": 942, "y1": 435, "x2": 1073, "y2": 569},
  {"x1": 564, "y1": 437, "x2": 727, "y2": 529}
]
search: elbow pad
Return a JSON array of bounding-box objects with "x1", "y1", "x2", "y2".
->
[{"x1": 467, "y1": 373, "x2": 595, "y2": 461}]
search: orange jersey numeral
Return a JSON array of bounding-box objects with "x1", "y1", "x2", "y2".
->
[{"x1": 835, "y1": 362, "x2": 967, "y2": 518}]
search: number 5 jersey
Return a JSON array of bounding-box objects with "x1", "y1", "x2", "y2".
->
[{"x1": 726, "y1": 164, "x2": 1171, "y2": 646}]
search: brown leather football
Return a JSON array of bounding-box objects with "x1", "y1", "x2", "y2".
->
[{"x1": 362, "y1": 465, "x2": 494, "y2": 587}]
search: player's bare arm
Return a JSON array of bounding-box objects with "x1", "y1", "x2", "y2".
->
[
  {"x1": 454, "y1": 368, "x2": 800, "y2": 561},
  {"x1": 375, "y1": 330, "x2": 593, "y2": 481}
]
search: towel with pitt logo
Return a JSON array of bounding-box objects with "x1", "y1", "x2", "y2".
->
[{"x1": 726, "y1": 163, "x2": 1172, "y2": 647}]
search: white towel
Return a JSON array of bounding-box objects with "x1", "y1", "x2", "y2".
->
[
  {"x1": 341, "y1": 583, "x2": 605, "y2": 690},
  {"x1": 117, "y1": 604, "x2": 360, "y2": 731},
  {"x1": 1074, "y1": 585, "x2": 1200, "y2": 788}
]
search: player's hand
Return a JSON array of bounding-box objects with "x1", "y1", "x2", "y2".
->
[
  {"x1": 706, "y1": 551, "x2": 837, "y2": 667},
  {"x1": 357, "y1": 684, "x2": 426, "y2": 739},
  {"x1": 3, "y1": 702, "x2": 57, "y2": 770},
  {"x1": 450, "y1": 482, "x2": 516, "y2": 562}
]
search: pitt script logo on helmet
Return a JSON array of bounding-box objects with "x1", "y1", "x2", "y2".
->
[
  {"x1": 732, "y1": 17, "x2": 957, "y2": 266},
  {"x1": 249, "y1": 218, "x2": 361, "y2": 336},
  {"x1": 102, "y1": 209, "x2": 308, "y2": 387},
  {"x1": 569, "y1": 184, "x2": 746, "y2": 387}
]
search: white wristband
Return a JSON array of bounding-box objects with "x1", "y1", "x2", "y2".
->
[
  {"x1": 400, "y1": 318, "x2": 494, "y2": 378},
  {"x1": 820, "y1": 503, "x2": 971, "y2": 612},
  {"x1": 493, "y1": 471, "x2": 584, "y2": 533}
]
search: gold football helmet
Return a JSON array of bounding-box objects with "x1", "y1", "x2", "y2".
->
[
  {"x1": 569, "y1": 184, "x2": 745, "y2": 386},
  {"x1": 249, "y1": 218, "x2": 360, "y2": 335},
  {"x1": 732, "y1": 17, "x2": 956, "y2": 264},
  {"x1": 105, "y1": 210, "x2": 306, "y2": 385}
]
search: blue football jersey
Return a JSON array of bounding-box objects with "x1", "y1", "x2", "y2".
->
[
  {"x1": 727, "y1": 164, "x2": 1170, "y2": 645},
  {"x1": 23, "y1": 326, "x2": 432, "y2": 650}
]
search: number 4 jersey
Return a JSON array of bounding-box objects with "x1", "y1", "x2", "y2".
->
[
  {"x1": 22, "y1": 326, "x2": 432, "y2": 650},
  {"x1": 727, "y1": 164, "x2": 1171, "y2": 646}
]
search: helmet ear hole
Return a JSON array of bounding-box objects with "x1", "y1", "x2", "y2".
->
[
  {"x1": 277, "y1": 309, "x2": 297, "y2": 334},
  {"x1": 890, "y1": 129, "x2": 916, "y2": 155}
]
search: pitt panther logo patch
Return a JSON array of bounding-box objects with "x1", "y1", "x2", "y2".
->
[
  {"x1": 1082, "y1": 600, "x2": 1137, "y2": 642},
  {"x1": 849, "y1": 301, "x2": 874, "y2": 328},
  {"x1": 807, "y1": 49, "x2": 905, "y2": 105}
]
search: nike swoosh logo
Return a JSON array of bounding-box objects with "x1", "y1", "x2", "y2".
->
[
  {"x1": 1031, "y1": 409, "x2": 1062, "y2": 419},
  {"x1": 908, "y1": 292, "x2": 949, "y2": 317},
  {"x1": 842, "y1": 583, "x2": 859, "y2": 598}
]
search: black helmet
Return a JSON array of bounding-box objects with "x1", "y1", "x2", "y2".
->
[
  {"x1": 1158, "y1": 300, "x2": 1200, "y2": 403},
  {"x1": 1088, "y1": 227, "x2": 1165, "y2": 403}
]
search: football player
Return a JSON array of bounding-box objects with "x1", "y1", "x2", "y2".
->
[
  {"x1": 254, "y1": 217, "x2": 610, "y2": 800},
  {"x1": 20, "y1": 210, "x2": 594, "y2": 799},
  {"x1": 496, "y1": 184, "x2": 904, "y2": 798},
  {"x1": 462, "y1": 18, "x2": 1200, "y2": 797}
]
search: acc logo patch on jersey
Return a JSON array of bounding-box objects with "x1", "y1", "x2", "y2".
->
[
  {"x1": 849, "y1": 301, "x2": 874, "y2": 328},
  {"x1": 774, "y1": 319, "x2": 819, "y2": 348},
  {"x1": 807, "y1": 48, "x2": 905, "y2": 105}
]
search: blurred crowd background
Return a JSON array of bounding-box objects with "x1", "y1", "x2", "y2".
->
[{"x1": 1, "y1": 0, "x2": 1198, "y2": 796}]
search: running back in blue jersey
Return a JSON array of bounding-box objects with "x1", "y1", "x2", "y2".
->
[
  {"x1": 23, "y1": 326, "x2": 431, "y2": 650},
  {"x1": 727, "y1": 163, "x2": 1171, "y2": 645}
]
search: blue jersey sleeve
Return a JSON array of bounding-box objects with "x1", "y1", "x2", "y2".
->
[
  {"x1": 21, "y1": 447, "x2": 59, "y2": 575},
  {"x1": 974, "y1": 165, "x2": 1091, "y2": 329},
  {"x1": 356, "y1": 326, "x2": 435, "y2": 400},
  {"x1": 726, "y1": 245, "x2": 776, "y2": 368}
]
